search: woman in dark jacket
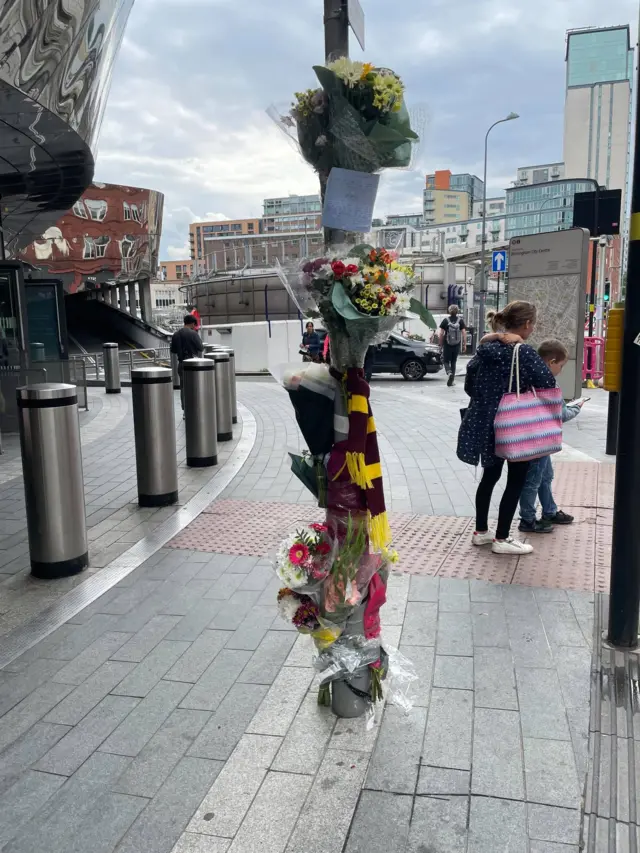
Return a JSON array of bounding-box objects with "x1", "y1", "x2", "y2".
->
[
  {"x1": 301, "y1": 322, "x2": 321, "y2": 362},
  {"x1": 458, "y1": 301, "x2": 556, "y2": 556}
]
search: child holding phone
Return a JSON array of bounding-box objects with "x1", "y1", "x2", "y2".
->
[{"x1": 518, "y1": 339, "x2": 585, "y2": 533}]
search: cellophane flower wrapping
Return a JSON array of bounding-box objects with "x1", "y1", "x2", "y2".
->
[
  {"x1": 276, "y1": 244, "x2": 415, "y2": 369},
  {"x1": 275, "y1": 60, "x2": 419, "y2": 175}
]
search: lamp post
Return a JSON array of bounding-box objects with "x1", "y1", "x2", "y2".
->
[
  {"x1": 478, "y1": 112, "x2": 519, "y2": 332},
  {"x1": 537, "y1": 195, "x2": 558, "y2": 231}
]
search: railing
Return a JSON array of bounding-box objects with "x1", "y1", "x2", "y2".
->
[
  {"x1": 68, "y1": 358, "x2": 89, "y2": 410},
  {"x1": 69, "y1": 347, "x2": 170, "y2": 384}
]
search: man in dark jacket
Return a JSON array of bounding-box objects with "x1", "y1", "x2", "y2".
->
[{"x1": 171, "y1": 314, "x2": 204, "y2": 410}]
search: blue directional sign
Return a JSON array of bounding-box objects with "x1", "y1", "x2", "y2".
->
[{"x1": 492, "y1": 250, "x2": 507, "y2": 273}]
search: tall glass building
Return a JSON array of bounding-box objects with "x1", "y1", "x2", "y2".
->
[
  {"x1": 563, "y1": 26, "x2": 632, "y2": 192},
  {"x1": 505, "y1": 179, "x2": 598, "y2": 240}
]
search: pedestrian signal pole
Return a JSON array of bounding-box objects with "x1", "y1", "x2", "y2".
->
[{"x1": 607, "y1": 52, "x2": 640, "y2": 648}]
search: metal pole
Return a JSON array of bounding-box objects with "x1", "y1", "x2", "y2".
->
[
  {"x1": 324, "y1": 0, "x2": 348, "y2": 61},
  {"x1": 606, "y1": 391, "x2": 619, "y2": 456},
  {"x1": 588, "y1": 193, "x2": 600, "y2": 336},
  {"x1": 478, "y1": 114, "x2": 519, "y2": 329},
  {"x1": 607, "y1": 39, "x2": 640, "y2": 648},
  {"x1": 478, "y1": 128, "x2": 490, "y2": 331},
  {"x1": 496, "y1": 271, "x2": 500, "y2": 311},
  {"x1": 595, "y1": 238, "x2": 607, "y2": 339}
]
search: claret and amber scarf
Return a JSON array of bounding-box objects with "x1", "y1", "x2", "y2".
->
[{"x1": 329, "y1": 367, "x2": 391, "y2": 552}]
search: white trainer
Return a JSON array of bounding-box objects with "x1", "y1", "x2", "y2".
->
[
  {"x1": 492, "y1": 537, "x2": 534, "y2": 555},
  {"x1": 472, "y1": 531, "x2": 494, "y2": 547}
]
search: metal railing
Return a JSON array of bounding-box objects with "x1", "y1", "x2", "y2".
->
[{"x1": 69, "y1": 347, "x2": 171, "y2": 384}]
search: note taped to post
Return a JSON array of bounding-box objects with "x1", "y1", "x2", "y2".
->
[{"x1": 322, "y1": 168, "x2": 380, "y2": 233}]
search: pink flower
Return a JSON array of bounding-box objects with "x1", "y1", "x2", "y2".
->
[
  {"x1": 310, "y1": 523, "x2": 328, "y2": 532},
  {"x1": 315, "y1": 542, "x2": 331, "y2": 556},
  {"x1": 289, "y1": 543, "x2": 309, "y2": 565}
]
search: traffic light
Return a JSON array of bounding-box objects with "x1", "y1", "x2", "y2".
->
[{"x1": 604, "y1": 280, "x2": 611, "y2": 304}]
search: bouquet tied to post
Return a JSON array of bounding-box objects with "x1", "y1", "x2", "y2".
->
[{"x1": 277, "y1": 58, "x2": 419, "y2": 175}]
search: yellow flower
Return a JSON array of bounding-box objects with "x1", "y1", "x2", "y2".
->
[{"x1": 360, "y1": 62, "x2": 374, "y2": 79}]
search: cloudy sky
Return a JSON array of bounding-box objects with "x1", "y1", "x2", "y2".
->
[{"x1": 96, "y1": 0, "x2": 637, "y2": 259}]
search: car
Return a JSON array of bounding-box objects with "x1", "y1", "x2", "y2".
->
[{"x1": 369, "y1": 332, "x2": 443, "y2": 381}]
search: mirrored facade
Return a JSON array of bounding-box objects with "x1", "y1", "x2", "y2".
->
[{"x1": 0, "y1": 0, "x2": 134, "y2": 254}]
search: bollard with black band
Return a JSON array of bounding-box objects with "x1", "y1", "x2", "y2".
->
[
  {"x1": 131, "y1": 366, "x2": 178, "y2": 507},
  {"x1": 103, "y1": 342, "x2": 121, "y2": 394},
  {"x1": 17, "y1": 383, "x2": 88, "y2": 578},
  {"x1": 183, "y1": 357, "x2": 218, "y2": 467}
]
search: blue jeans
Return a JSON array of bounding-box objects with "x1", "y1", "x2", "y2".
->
[{"x1": 519, "y1": 456, "x2": 558, "y2": 522}]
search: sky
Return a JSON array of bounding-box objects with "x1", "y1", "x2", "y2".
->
[{"x1": 95, "y1": 0, "x2": 638, "y2": 260}]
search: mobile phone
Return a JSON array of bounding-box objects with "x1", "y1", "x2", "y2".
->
[{"x1": 571, "y1": 396, "x2": 590, "y2": 406}]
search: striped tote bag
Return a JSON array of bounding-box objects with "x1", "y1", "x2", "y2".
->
[{"x1": 494, "y1": 344, "x2": 563, "y2": 462}]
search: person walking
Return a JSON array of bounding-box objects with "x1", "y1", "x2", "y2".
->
[
  {"x1": 439, "y1": 305, "x2": 466, "y2": 387},
  {"x1": 301, "y1": 322, "x2": 321, "y2": 362},
  {"x1": 170, "y1": 314, "x2": 204, "y2": 412},
  {"x1": 457, "y1": 301, "x2": 557, "y2": 555}
]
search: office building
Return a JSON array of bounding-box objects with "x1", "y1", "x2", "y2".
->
[
  {"x1": 563, "y1": 25, "x2": 633, "y2": 190},
  {"x1": 19, "y1": 183, "x2": 164, "y2": 294},
  {"x1": 197, "y1": 230, "x2": 324, "y2": 273},
  {"x1": 159, "y1": 260, "x2": 194, "y2": 281},
  {"x1": 262, "y1": 195, "x2": 322, "y2": 234},
  {"x1": 472, "y1": 198, "x2": 506, "y2": 219},
  {"x1": 386, "y1": 213, "x2": 425, "y2": 228},
  {"x1": 423, "y1": 171, "x2": 484, "y2": 225},
  {"x1": 190, "y1": 218, "x2": 261, "y2": 266},
  {"x1": 513, "y1": 163, "x2": 565, "y2": 187},
  {"x1": 505, "y1": 179, "x2": 598, "y2": 240}
]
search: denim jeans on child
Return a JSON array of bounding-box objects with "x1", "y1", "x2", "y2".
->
[{"x1": 519, "y1": 455, "x2": 558, "y2": 523}]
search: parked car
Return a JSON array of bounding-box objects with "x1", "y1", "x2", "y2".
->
[
  {"x1": 369, "y1": 333, "x2": 443, "y2": 381},
  {"x1": 314, "y1": 330, "x2": 442, "y2": 380}
]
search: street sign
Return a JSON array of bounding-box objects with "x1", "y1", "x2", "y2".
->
[
  {"x1": 492, "y1": 250, "x2": 506, "y2": 273},
  {"x1": 347, "y1": 0, "x2": 365, "y2": 50}
]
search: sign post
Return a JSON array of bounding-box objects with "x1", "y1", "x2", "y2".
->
[{"x1": 492, "y1": 250, "x2": 506, "y2": 274}]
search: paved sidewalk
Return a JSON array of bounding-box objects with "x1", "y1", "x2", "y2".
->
[
  {"x1": 0, "y1": 375, "x2": 628, "y2": 853},
  {"x1": 0, "y1": 388, "x2": 247, "y2": 639}
]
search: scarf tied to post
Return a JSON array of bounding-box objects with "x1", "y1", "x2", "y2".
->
[{"x1": 328, "y1": 367, "x2": 392, "y2": 553}]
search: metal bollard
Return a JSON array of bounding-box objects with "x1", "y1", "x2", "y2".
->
[
  {"x1": 225, "y1": 348, "x2": 238, "y2": 424},
  {"x1": 103, "y1": 343, "x2": 121, "y2": 394},
  {"x1": 131, "y1": 367, "x2": 178, "y2": 507},
  {"x1": 209, "y1": 347, "x2": 237, "y2": 424},
  {"x1": 30, "y1": 342, "x2": 45, "y2": 362},
  {"x1": 183, "y1": 358, "x2": 218, "y2": 467},
  {"x1": 17, "y1": 383, "x2": 88, "y2": 578},
  {"x1": 207, "y1": 352, "x2": 233, "y2": 441},
  {"x1": 171, "y1": 352, "x2": 181, "y2": 390}
]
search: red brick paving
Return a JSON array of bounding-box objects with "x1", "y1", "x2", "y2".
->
[{"x1": 167, "y1": 462, "x2": 614, "y2": 593}]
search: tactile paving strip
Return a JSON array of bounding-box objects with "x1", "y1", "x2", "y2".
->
[
  {"x1": 552, "y1": 461, "x2": 601, "y2": 507},
  {"x1": 513, "y1": 518, "x2": 597, "y2": 591},
  {"x1": 167, "y1": 499, "x2": 604, "y2": 592},
  {"x1": 597, "y1": 463, "x2": 616, "y2": 509}
]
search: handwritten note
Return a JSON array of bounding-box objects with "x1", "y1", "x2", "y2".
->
[{"x1": 322, "y1": 168, "x2": 380, "y2": 233}]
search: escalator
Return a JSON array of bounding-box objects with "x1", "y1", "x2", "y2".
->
[{"x1": 65, "y1": 292, "x2": 169, "y2": 355}]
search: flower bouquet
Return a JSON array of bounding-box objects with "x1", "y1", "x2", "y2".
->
[
  {"x1": 274, "y1": 523, "x2": 335, "y2": 589},
  {"x1": 282, "y1": 59, "x2": 419, "y2": 175},
  {"x1": 277, "y1": 243, "x2": 427, "y2": 370}
]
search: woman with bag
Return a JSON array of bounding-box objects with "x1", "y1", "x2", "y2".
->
[{"x1": 457, "y1": 301, "x2": 557, "y2": 555}]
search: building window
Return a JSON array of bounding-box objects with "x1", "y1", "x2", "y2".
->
[
  {"x1": 123, "y1": 202, "x2": 141, "y2": 223},
  {"x1": 85, "y1": 200, "x2": 107, "y2": 221},
  {"x1": 83, "y1": 236, "x2": 110, "y2": 259},
  {"x1": 73, "y1": 200, "x2": 88, "y2": 219},
  {"x1": 119, "y1": 236, "x2": 136, "y2": 259}
]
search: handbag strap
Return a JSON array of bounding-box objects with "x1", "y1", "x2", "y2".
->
[{"x1": 508, "y1": 343, "x2": 521, "y2": 398}]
